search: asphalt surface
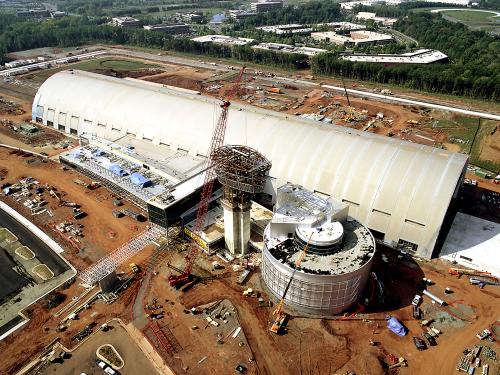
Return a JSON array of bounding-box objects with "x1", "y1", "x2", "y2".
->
[
  {"x1": 0, "y1": 206, "x2": 69, "y2": 276},
  {"x1": 0, "y1": 246, "x2": 29, "y2": 301}
]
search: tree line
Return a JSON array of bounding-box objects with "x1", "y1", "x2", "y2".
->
[
  {"x1": 0, "y1": 7, "x2": 498, "y2": 100},
  {"x1": 312, "y1": 12, "x2": 499, "y2": 101},
  {"x1": 232, "y1": 0, "x2": 342, "y2": 30},
  {"x1": 0, "y1": 16, "x2": 307, "y2": 69}
]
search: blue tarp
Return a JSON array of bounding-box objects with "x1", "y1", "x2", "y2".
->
[
  {"x1": 386, "y1": 316, "x2": 407, "y2": 337},
  {"x1": 70, "y1": 150, "x2": 82, "y2": 159},
  {"x1": 130, "y1": 173, "x2": 152, "y2": 188},
  {"x1": 108, "y1": 163, "x2": 127, "y2": 177}
]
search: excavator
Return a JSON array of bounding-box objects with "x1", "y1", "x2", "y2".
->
[{"x1": 270, "y1": 233, "x2": 313, "y2": 334}]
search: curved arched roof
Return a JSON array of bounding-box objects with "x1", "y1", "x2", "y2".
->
[{"x1": 33, "y1": 70, "x2": 468, "y2": 257}]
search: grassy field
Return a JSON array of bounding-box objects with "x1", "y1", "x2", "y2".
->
[
  {"x1": 433, "y1": 116, "x2": 499, "y2": 171},
  {"x1": 415, "y1": 8, "x2": 500, "y2": 33},
  {"x1": 441, "y1": 9, "x2": 499, "y2": 24}
]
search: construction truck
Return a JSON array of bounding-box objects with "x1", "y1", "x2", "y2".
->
[
  {"x1": 129, "y1": 263, "x2": 140, "y2": 273},
  {"x1": 448, "y1": 268, "x2": 494, "y2": 279}
]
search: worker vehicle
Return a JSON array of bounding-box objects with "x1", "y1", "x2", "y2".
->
[
  {"x1": 476, "y1": 329, "x2": 492, "y2": 340},
  {"x1": 470, "y1": 278, "x2": 500, "y2": 289},
  {"x1": 129, "y1": 263, "x2": 140, "y2": 273},
  {"x1": 235, "y1": 364, "x2": 247, "y2": 373},
  {"x1": 448, "y1": 268, "x2": 495, "y2": 279},
  {"x1": 422, "y1": 332, "x2": 437, "y2": 346},
  {"x1": 412, "y1": 304, "x2": 421, "y2": 319},
  {"x1": 411, "y1": 294, "x2": 422, "y2": 306},
  {"x1": 412, "y1": 336, "x2": 427, "y2": 351}
]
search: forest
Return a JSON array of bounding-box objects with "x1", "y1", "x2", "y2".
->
[
  {"x1": 0, "y1": 1, "x2": 498, "y2": 100},
  {"x1": 0, "y1": 16, "x2": 307, "y2": 69},
  {"x1": 312, "y1": 12, "x2": 499, "y2": 101}
]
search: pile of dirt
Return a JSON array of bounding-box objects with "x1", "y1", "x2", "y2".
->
[
  {"x1": 93, "y1": 68, "x2": 163, "y2": 79},
  {"x1": 0, "y1": 123, "x2": 69, "y2": 148},
  {"x1": 144, "y1": 74, "x2": 202, "y2": 91},
  {"x1": 0, "y1": 96, "x2": 25, "y2": 116}
]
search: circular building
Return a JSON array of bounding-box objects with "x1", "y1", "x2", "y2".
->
[{"x1": 261, "y1": 184, "x2": 376, "y2": 316}]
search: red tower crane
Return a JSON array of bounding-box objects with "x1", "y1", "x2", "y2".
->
[{"x1": 168, "y1": 66, "x2": 246, "y2": 287}]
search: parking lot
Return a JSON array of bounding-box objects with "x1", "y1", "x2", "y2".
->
[{"x1": 42, "y1": 323, "x2": 158, "y2": 375}]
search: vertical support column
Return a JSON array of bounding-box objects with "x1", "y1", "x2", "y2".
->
[
  {"x1": 238, "y1": 201, "x2": 251, "y2": 256},
  {"x1": 222, "y1": 198, "x2": 239, "y2": 255}
]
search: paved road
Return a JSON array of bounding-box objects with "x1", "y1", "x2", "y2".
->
[
  {"x1": 3, "y1": 46, "x2": 499, "y2": 121},
  {"x1": 108, "y1": 48, "x2": 500, "y2": 121},
  {"x1": 430, "y1": 8, "x2": 500, "y2": 17}
]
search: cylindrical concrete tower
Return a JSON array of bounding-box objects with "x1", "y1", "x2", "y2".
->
[
  {"x1": 212, "y1": 145, "x2": 271, "y2": 256},
  {"x1": 261, "y1": 184, "x2": 376, "y2": 316}
]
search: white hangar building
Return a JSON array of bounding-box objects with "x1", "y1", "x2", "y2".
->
[{"x1": 32, "y1": 70, "x2": 468, "y2": 258}]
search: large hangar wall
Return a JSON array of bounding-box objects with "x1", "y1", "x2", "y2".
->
[{"x1": 32, "y1": 70, "x2": 468, "y2": 258}]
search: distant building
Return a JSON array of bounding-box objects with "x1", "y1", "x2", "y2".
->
[
  {"x1": 252, "y1": 42, "x2": 326, "y2": 57},
  {"x1": 258, "y1": 24, "x2": 313, "y2": 35},
  {"x1": 311, "y1": 30, "x2": 393, "y2": 46},
  {"x1": 251, "y1": 0, "x2": 283, "y2": 13},
  {"x1": 16, "y1": 8, "x2": 50, "y2": 19},
  {"x1": 176, "y1": 12, "x2": 203, "y2": 23},
  {"x1": 341, "y1": 0, "x2": 402, "y2": 10},
  {"x1": 356, "y1": 12, "x2": 398, "y2": 27},
  {"x1": 144, "y1": 23, "x2": 190, "y2": 34},
  {"x1": 317, "y1": 22, "x2": 366, "y2": 31},
  {"x1": 192, "y1": 35, "x2": 255, "y2": 46},
  {"x1": 51, "y1": 11, "x2": 67, "y2": 18},
  {"x1": 228, "y1": 10, "x2": 258, "y2": 21},
  {"x1": 110, "y1": 17, "x2": 141, "y2": 28},
  {"x1": 341, "y1": 49, "x2": 449, "y2": 64}
]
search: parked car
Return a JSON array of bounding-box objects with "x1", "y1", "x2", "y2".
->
[
  {"x1": 422, "y1": 332, "x2": 437, "y2": 346},
  {"x1": 476, "y1": 329, "x2": 492, "y2": 340},
  {"x1": 412, "y1": 305, "x2": 422, "y2": 319},
  {"x1": 96, "y1": 361, "x2": 107, "y2": 369},
  {"x1": 412, "y1": 336, "x2": 427, "y2": 350},
  {"x1": 411, "y1": 295, "x2": 422, "y2": 306}
]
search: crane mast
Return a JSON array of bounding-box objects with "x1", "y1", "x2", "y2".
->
[
  {"x1": 270, "y1": 233, "x2": 313, "y2": 333},
  {"x1": 168, "y1": 67, "x2": 245, "y2": 287}
]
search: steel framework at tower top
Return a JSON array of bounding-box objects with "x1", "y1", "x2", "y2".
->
[{"x1": 211, "y1": 145, "x2": 272, "y2": 197}]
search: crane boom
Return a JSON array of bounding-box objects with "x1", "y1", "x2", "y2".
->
[
  {"x1": 271, "y1": 233, "x2": 313, "y2": 333},
  {"x1": 169, "y1": 66, "x2": 245, "y2": 287}
]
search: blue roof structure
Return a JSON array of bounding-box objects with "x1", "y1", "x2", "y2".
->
[
  {"x1": 130, "y1": 173, "x2": 152, "y2": 188},
  {"x1": 108, "y1": 163, "x2": 127, "y2": 177}
]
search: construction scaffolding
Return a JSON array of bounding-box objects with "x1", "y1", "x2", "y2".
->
[
  {"x1": 78, "y1": 224, "x2": 166, "y2": 286},
  {"x1": 211, "y1": 145, "x2": 272, "y2": 202}
]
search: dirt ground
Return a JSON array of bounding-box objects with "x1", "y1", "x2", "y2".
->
[
  {"x1": 0, "y1": 148, "x2": 147, "y2": 267},
  {"x1": 142, "y1": 67, "x2": 496, "y2": 159},
  {"x1": 0, "y1": 56, "x2": 498, "y2": 375},
  {"x1": 128, "y1": 241, "x2": 500, "y2": 375},
  {"x1": 477, "y1": 126, "x2": 500, "y2": 165}
]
